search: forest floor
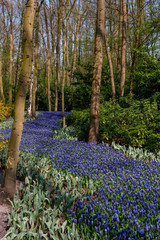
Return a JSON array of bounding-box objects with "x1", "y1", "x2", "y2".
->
[{"x1": 0, "y1": 169, "x2": 21, "y2": 239}]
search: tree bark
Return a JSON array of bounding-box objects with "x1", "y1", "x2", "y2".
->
[
  {"x1": 66, "y1": 0, "x2": 70, "y2": 86},
  {"x1": 14, "y1": 0, "x2": 25, "y2": 100},
  {"x1": 4, "y1": 0, "x2": 38, "y2": 196},
  {"x1": 9, "y1": 0, "x2": 13, "y2": 105},
  {"x1": 0, "y1": 54, "x2": 5, "y2": 102},
  {"x1": 55, "y1": 0, "x2": 61, "y2": 111},
  {"x1": 26, "y1": 60, "x2": 34, "y2": 117},
  {"x1": 129, "y1": 0, "x2": 144, "y2": 94},
  {"x1": 62, "y1": 1, "x2": 65, "y2": 127},
  {"x1": 70, "y1": 0, "x2": 81, "y2": 83},
  {"x1": 104, "y1": 29, "x2": 116, "y2": 99},
  {"x1": 88, "y1": 0, "x2": 105, "y2": 143},
  {"x1": 120, "y1": 0, "x2": 127, "y2": 97},
  {"x1": 32, "y1": 8, "x2": 39, "y2": 119},
  {"x1": 44, "y1": 3, "x2": 51, "y2": 112},
  {"x1": 117, "y1": 0, "x2": 123, "y2": 81}
]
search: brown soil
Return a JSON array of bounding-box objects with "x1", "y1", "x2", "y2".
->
[{"x1": 0, "y1": 169, "x2": 21, "y2": 239}]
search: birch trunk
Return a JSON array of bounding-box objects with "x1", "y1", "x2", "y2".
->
[{"x1": 26, "y1": 61, "x2": 34, "y2": 117}]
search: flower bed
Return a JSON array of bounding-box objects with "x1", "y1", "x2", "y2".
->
[{"x1": 0, "y1": 112, "x2": 159, "y2": 239}]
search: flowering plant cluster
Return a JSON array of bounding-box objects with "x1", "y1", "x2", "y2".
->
[
  {"x1": 0, "y1": 111, "x2": 160, "y2": 239},
  {"x1": 0, "y1": 101, "x2": 14, "y2": 122}
]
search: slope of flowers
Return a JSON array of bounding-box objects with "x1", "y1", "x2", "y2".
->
[{"x1": 0, "y1": 112, "x2": 160, "y2": 239}]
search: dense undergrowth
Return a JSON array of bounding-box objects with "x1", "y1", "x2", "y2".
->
[
  {"x1": 66, "y1": 97, "x2": 160, "y2": 153},
  {"x1": 0, "y1": 112, "x2": 160, "y2": 240}
]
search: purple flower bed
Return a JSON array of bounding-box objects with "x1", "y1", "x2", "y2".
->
[{"x1": 1, "y1": 111, "x2": 160, "y2": 239}]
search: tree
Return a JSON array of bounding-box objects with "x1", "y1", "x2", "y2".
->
[
  {"x1": 55, "y1": 0, "x2": 61, "y2": 111},
  {"x1": 9, "y1": 0, "x2": 13, "y2": 105},
  {"x1": 88, "y1": 0, "x2": 105, "y2": 143},
  {"x1": 70, "y1": 0, "x2": 81, "y2": 83},
  {"x1": 120, "y1": 0, "x2": 127, "y2": 96},
  {"x1": 44, "y1": 2, "x2": 51, "y2": 112},
  {"x1": 104, "y1": 29, "x2": 116, "y2": 99},
  {"x1": 4, "y1": 0, "x2": 38, "y2": 196},
  {"x1": 32, "y1": 6, "x2": 40, "y2": 119},
  {"x1": 62, "y1": 0, "x2": 65, "y2": 127},
  {"x1": 0, "y1": 53, "x2": 5, "y2": 102}
]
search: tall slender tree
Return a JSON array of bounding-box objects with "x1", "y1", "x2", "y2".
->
[
  {"x1": 9, "y1": 0, "x2": 13, "y2": 105},
  {"x1": 32, "y1": 5, "x2": 41, "y2": 119},
  {"x1": 88, "y1": 0, "x2": 105, "y2": 143},
  {"x1": 62, "y1": 0, "x2": 66, "y2": 127},
  {"x1": 0, "y1": 53, "x2": 5, "y2": 102},
  {"x1": 120, "y1": 0, "x2": 127, "y2": 96},
  {"x1": 44, "y1": 2, "x2": 51, "y2": 112},
  {"x1": 55, "y1": 0, "x2": 61, "y2": 111},
  {"x1": 4, "y1": 0, "x2": 38, "y2": 196},
  {"x1": 104, "y1": 29, "x2": 115, "y2": 99}
]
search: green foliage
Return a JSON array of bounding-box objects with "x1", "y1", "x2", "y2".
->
[
  {"x1": 53, "y1": 126, "x2": 78, "y2": 140},
  {"x1": 66, "y1": 109, "x2": 90, "y2": 141},
  {"x1": 111, "y1": 142, "x2": 160, "y2": 162},
  {"x1": 133, "y1": 52, "x2": 160, "y2": 98},
  {"x1": 66, "y1": 98, "x2": 160, "y2": 152},
  {"x1": 2, "y1": 151, "x2": 96, "y2": 239}
]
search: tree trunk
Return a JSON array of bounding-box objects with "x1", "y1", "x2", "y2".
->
[
  {"x1": 9, "y1": 0, "x2": 13, "y2": 105},
  {"x1": 66, "y1": 0, "x2": 70, "y2": 86},
  {"x1": 14, "y1": 0, "x2": 25, "y2": 100},
  {"x1": 26, "y1": 60, "x2": 34, "y2": 117},
  {"x1": 44, "y1": 3, "x2": 51, "y2": 112},
  {"x1": 0, "y1": 54, "x2": 5, "y2": 102},
  {"x1": 70, "y1": 0, "x2": 81, "y2": 83},
  {"x1": 88, "y1": 0, "x2": 105, "y2": 143},
  {"x1": 62, "y1": 1, "x2": 65, "y2": 127},
  {"x1": 120, "y1": 0, "x2": 127, "y2": 97},
  {"x1": 55, "y1": 0, "x2": 61, "y2": 111},
  {"x1": 50, "y1": 17, "x2": 55, "y2": 86},
  {"x1": 4, "y1": 0, "x2": 38, "y2": 196},
  {"x1": 32, "y1": 9, "x2": 39, "y2": 119},
  {"x1": 104, "y1": 29, "x2": 116, "y2": 99},
  {"x1": 117, "y1": 0, "x2": 123, "y2": 81},
  {"x1": 129, "y1": 0, "x2": 144, "y2": 94}
]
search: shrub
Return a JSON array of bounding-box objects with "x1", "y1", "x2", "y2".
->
[{"x1": 66, "y1": 98, "x2": 160, "y2": 152}]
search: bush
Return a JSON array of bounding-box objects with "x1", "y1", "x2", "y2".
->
[
  {"x1": 66, "y1": 98, "x2": 160, "y2": 152},
  {"x1": 66, "y1": 109, "x2": 90, "y2": 141}
]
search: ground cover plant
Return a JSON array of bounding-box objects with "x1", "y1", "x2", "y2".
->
[{"x1": 0, "y1": 112, "x2": 160, "y2": 239}]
